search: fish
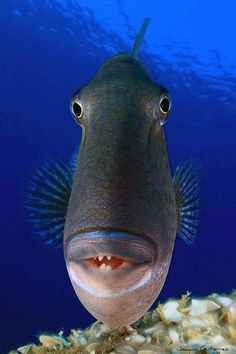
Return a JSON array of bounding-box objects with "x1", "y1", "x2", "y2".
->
[{"x1": 25, "y1": 18, "x2": 201, "y2": 327}]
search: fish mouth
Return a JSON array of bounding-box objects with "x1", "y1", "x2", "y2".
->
[{"x1": 64, "y1": 230, "x2": 157, "y2": 297}]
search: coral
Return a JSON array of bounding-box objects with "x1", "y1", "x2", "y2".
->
[{"x1": 10, "y1": 291, "x2": 236, "y2": 354}]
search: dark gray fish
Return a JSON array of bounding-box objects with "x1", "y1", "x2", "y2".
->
[{"x1": 26, "y1": 18, "x2": 201, "y2": 327}]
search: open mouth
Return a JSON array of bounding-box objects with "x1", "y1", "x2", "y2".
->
[
  {"x1": 64, "y1": 230, "x2": 157, "y2": 295},
  {"x1": 88, "y1": 255, "x2": 127, "y2": 271}
]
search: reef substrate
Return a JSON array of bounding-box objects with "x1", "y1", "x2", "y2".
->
[{"x1": 9, "y1": 291, "x2": 236, "y2": 354}]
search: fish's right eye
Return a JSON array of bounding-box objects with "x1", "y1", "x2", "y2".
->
[{"x1": 71, "y1": 98, "x2": 83, "y2": 124}]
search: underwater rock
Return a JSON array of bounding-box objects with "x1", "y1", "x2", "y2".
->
[
  {"x1": 15, "y1": 345, "x2": 37, "y2": 354},
  {"x1": 190, "y1": 299, "x2": 220, "y2": 316},
  {"x1": 11, "y1": 291, "x2": 236, "y2": 354},
  {"x1": 39, "y1": 335, "x2": 65, "y2": 349}
]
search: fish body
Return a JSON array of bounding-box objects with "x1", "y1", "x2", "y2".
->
[
  {"x1": 26, "y1": 19, "x2": 200, "y2": 327},
  {"x1": 64, "y1": 53, "x2": 176, "y2": 326}
]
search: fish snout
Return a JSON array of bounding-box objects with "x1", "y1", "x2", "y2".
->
[{"x1": 64, "y1": 230, "x2": 160, "y2": 326}]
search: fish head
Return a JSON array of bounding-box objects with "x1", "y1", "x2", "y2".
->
[{"x1": 64, "y1": 53, "x2": 177, "y2": 327}]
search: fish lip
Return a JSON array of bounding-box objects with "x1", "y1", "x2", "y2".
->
[{"x1": 65, "y1": 229, "x2": 157, "y2": 264}]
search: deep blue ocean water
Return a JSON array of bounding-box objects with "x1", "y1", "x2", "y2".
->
[{"x1": 0, "y1": 0, "x2": 236, "y2": 352}]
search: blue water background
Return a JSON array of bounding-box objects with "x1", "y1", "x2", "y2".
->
[{"x1": 0, "y1": 0, "x2": 236, "y2": 352}]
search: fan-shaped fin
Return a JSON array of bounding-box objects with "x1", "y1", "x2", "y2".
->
[
  {"x1": 25, "y1": 160, "x2": 74, "y2": 247},
  {"x1": 173, "y1": 160, "x2": 202, "y2": 245}
]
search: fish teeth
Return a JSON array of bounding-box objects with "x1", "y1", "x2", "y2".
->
[
  {"x1": 95, "y1": 255, "x2": 113, "y2": 263},
  {"x1": 106, "y1": 265, "x2": 112, "y2": 272},
  {"x1": 100, "y1": 263, "x2": 106, "y2": 271},
  {"x1": 99, "y1": 263, "x2": 113, "y2": 272}
]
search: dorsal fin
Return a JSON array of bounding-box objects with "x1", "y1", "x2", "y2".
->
[
  {"x1": 131, "y1": 17, "x2": 151, "y2": 59},
  {"x1": 173, "y1": 160, "x2": 202, "y2": 245}
]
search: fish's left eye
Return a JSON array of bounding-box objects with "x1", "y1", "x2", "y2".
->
[
  {"x1": 160, "y1": 96, "x2": 170, "y2": 115},
  {"x1": 156, "y1": 94, "x2": 172, "y2": 125}
]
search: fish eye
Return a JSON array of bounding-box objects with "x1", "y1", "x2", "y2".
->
[
  {"x1": 71, "y1": 98, "x2": 83, "y2": 124},
  {"x1": 160, "y1": 96, "x2": 170, "y2": 115},
  {"x1": 157, "y1": 95, "x2": 171, "y2": 125}
]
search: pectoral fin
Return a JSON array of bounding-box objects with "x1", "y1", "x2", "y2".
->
[
  {"x1": 173, "y1": 160, "x2": 201, "y2": 245},
  {"x1": 24, "y1": 160, "x2": 74, "y2": 247}
]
